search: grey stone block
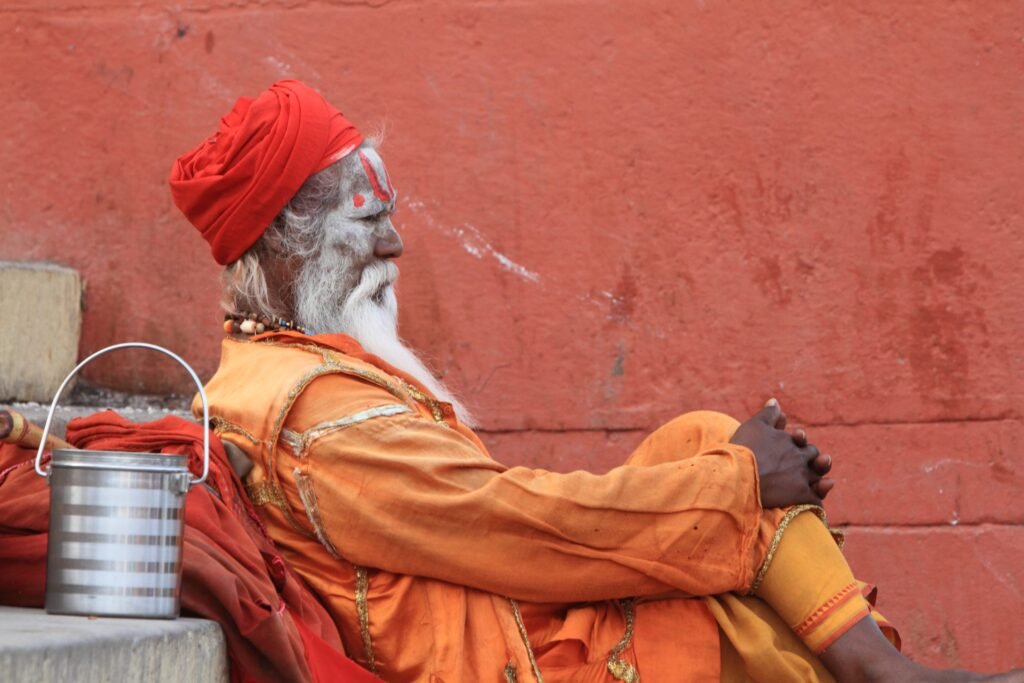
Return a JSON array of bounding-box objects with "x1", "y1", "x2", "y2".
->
[
  {"x1": 0, "y1": 262, "x2": 82, "y2": 403},
  {"x1": 0, "y1": 606, "x2": 228, "y2": 682}
]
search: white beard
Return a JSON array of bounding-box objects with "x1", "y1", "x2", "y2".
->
[{"x1": 294, "y1": 258, "x2": 476, "y2": 427}]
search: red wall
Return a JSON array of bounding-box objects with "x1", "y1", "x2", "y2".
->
[{"x1": 3, "y1": 0, "x2": 1023, "y2": 670}]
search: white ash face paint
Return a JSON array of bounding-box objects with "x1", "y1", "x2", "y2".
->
[
  {"x1": 295, "y1": 143, "x2": 401, "y2": 326},
  {"x1": 293, "y1": 144, "x2": 476, "y2": 426}
]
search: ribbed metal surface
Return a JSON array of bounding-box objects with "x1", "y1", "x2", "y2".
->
[{"x1": 45, "y1": 450, "x2": 190, "y2": 619}]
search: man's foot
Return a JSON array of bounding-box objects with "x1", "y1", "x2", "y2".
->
[{"x1": 820, "y1": 617, "x2": 1024, "y2": 683}]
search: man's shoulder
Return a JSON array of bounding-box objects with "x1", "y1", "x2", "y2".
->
[
  {"x1": 215, "y1": 335, "x2": 405, "y2": 396},
  {"x1": 200, "y1": 336, "x2": 412, "y2": 435}
]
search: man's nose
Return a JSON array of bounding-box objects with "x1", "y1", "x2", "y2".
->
[{"x1": 374, "y1": 228, "x2": 404, "y2": 259}]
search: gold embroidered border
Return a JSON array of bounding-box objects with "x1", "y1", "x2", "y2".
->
[
  {"x1": 239, "y1": 338, "x2": 413, "y2": 405},
  {"x1": 268, "y1": 365, "x2": 353, "y2": 483},
  {"x1": 400, "y1": 381, "x2": 446, "y2": 423},
  {"x1": 265, "y1": 355, "x2": 414, "y2": 486},
  {"x1": 234, "y1": 339, "x2": 445, "y2": 485},
  {"x1": 355, "y1": 565, "x2": 378, "y2": 676},
  {"x1": 607, "y1": 599, "x2": 640, "y2": 682},
  {"x1": 323, "y1": 356, "x2": 412, "y2": 402},
  {"x1": 293, "y1": 468, "x2": 344, "y2": 560},
  {"x1": 246, "y1": 480, "x2": 288, "y2": 508},
  {"x1": 509, "y1": 599, "x2": 544, "y2": 683},
  {"x1": 751, "y1": 504, "x2": 828, "y2": 594},
  {"x1": 215, "y1": 409, "x2": 308, "y2": 538},
  {"x1": 287, "y1": 404, "x2": 412, "y2": 458},
  {"x1": 210, "y1": 416, "x2": 263, "y2": 445},
  {"x1": 244, "y1": 480, "x2": 313, "y2": 538}
]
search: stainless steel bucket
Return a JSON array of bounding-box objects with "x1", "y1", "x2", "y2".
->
[{"x1": 33, "y1": 343, "x2": 210, "y2": 619}]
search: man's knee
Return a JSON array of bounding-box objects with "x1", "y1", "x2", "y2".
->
[
  {"x1": 665, "y1": 410, "x2": 741, "y2": 445},
  {"x1": 628, "y1": 410, "x2": 742, "y2": 466}
]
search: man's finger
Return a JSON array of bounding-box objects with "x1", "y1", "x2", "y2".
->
[
  {"x1": 814, "y1": 478, "x2": 835, "y2": 499},
  {"x1": 811, "y1": 453, "x2": 832, "y2": 475},
  {"x1": 792, "y1": 428, "x2": 807, "y2": 447},
  {"x1": 757, "y1": 398, "x2": 782, "y2": 425},
  {"x1": 799, "y1": 484, "x2": 825, "y2": 507},
  {"x1": 800, "y1": 444, "x2": 821, "y2": 462}
]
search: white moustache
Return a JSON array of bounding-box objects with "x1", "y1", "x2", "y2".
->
[{"x1": 347, "y1": 261, "x2": 399, "y2": 306}]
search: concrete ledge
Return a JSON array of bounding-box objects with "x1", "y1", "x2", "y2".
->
[{"x1": 0, "y1": 606, "x2": 228, "y2": 682}]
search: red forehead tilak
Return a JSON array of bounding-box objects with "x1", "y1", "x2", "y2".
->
[
  {"x1": 352, "y1": 193, "x2": 365, "y2": 208},
  {"x1": 358, "y1": 151, "x2": 393, "y2": 203}
]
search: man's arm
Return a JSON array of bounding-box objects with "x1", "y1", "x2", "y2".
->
[{"x1": 278, "y1": 378, "x2": 773, "y2": 604}]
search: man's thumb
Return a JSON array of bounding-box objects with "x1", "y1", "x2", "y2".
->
[{"x1": 758, "y1": 398, "x2": 781, "y2": 424}]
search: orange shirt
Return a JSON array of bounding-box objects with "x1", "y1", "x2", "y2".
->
[{"x1": 198, "y1": 332, "x2": 782, "y2": 682}]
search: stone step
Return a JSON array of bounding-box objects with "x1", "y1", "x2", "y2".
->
[{"x1": 0, "y1": 606, "x2": 227, "y2": 683}]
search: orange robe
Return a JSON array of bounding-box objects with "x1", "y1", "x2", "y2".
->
[{"x1": 198, "y1": 332, "x2": 893, "y2": 682}]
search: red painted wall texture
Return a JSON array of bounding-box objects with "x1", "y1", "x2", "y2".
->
[{"x1": 3, "y1": 0, "x2": 1023, "y2": 671}]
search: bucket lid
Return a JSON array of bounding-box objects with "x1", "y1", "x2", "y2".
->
[{"x1": 50, "y1": 449, "x2": 191, "y2": 474}]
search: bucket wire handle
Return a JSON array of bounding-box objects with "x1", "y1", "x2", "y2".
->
[{"x1": 33, "y1": 342, "x2": 210, "y2": 486}]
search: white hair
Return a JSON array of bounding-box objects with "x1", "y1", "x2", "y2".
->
[{"x1": 220, "y1": 162, "x2": 340, "y2": 321}]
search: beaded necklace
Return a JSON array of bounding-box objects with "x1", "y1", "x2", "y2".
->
[{"x1": 223, "y1": 313, "x2": 314, "y2": 336}]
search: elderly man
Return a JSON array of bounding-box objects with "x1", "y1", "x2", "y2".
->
[{"x1": 170, "y1": 81, "x2": 1021, "y2": 683}]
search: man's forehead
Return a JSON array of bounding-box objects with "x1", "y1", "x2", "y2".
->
[
  {"x1": 343, "y1": 146, "x2": 396, "y2": 210},
  {"x1": 359, "y1": 148, "x2": 388, "y2": 183}
]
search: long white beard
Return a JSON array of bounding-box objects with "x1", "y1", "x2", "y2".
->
[{"x1": 295, "y1": 258, "x2": 476, "y2": 426}]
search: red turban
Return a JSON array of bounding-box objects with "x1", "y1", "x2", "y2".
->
[{"x1": 169, "y1": 80, "x2": 364, "y2": 265}]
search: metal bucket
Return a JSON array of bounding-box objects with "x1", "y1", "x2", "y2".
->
[{"x1": 34, "y1": 343, "x2": 210, "y2": 619}]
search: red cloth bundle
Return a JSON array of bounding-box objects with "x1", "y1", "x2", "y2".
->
[{"x1": 0, "y1": 411, "x2": 378, "y2": 683}]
